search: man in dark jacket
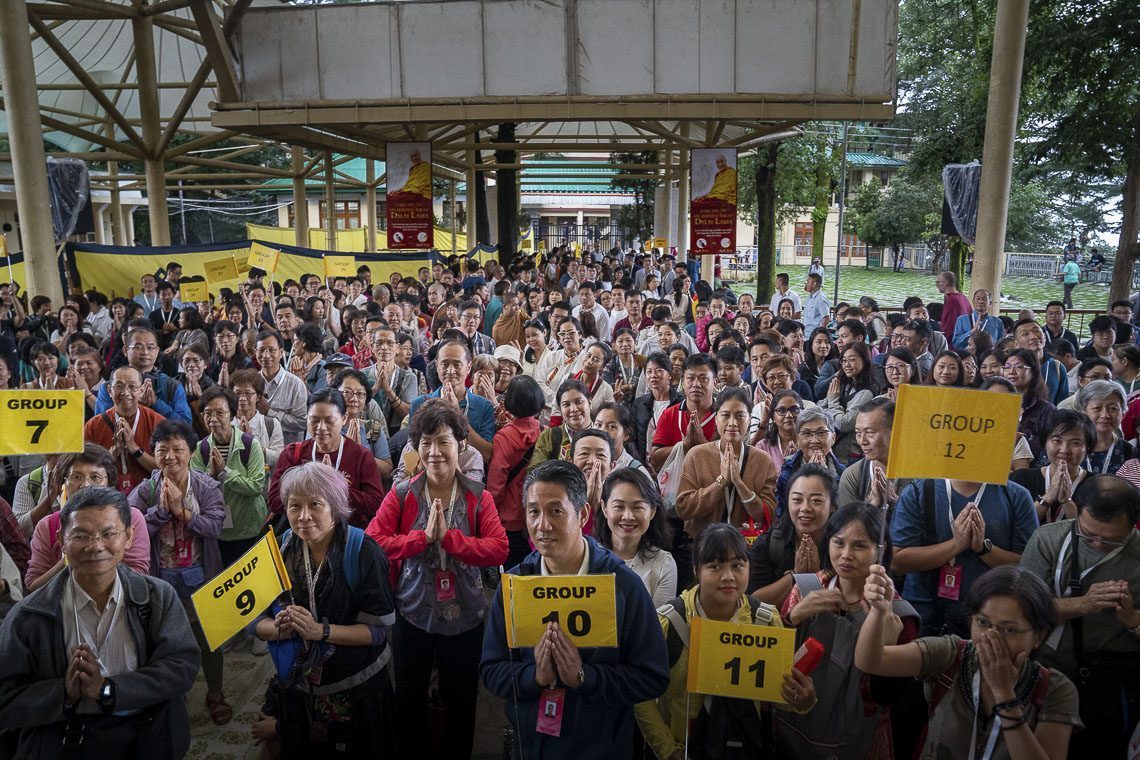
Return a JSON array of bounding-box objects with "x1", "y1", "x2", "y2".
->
[
  {"x1": 0, "y1": 486, "x2": 199, "y2": 758},
  {"x1": 481, "y1": 461, "x2": 669, "y2": 759}
]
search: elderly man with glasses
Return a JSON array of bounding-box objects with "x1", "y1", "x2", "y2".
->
[
  {"x1": 82, "y1": 366, "x2": 164, "y2": 496},
  {"x1": 1020, "y1": 474, "x2": 1140, "y2": 756}
]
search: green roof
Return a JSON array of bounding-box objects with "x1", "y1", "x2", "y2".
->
[
  {"x1": 262, "y1": 156, "x2": 383, "y2": 190},
  {"x1": 846, "y1": 152, "x2": 906, "y2": 169}
]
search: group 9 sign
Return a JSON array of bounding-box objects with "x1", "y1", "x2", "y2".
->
[
  {"x1": 502, "y1": 574, "x2": 618, "y2": 648},
  {"x1": 686, "y1": 617, "x2": 795, "y2": 703},
  {"x1": 0, "y1": 390, "x2": 84, "y2": 456}
]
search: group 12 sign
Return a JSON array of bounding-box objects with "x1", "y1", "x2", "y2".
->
[
  {"x1": 690, "y1": 148, "x2": 737, "y2": 255},
  {"x1": 386, "y1": 142, "x2": 434, "y2": 249},
  {"x1": 886, "y1": 384, "x2": 1021, "y2": 484}
]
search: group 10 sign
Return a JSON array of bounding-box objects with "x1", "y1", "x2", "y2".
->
[
  {"x1": 886, "y1": 384, "x2": 1021, "y2": 485},
  {"x1": 686, "y1": 617, "x2": 795, "y2": 703},
  {"x1": 502, "y1": 573, "x2": 618, "y2": 648}
]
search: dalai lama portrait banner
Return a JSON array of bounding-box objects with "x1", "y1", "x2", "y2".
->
[
  {"x1": 690, "y1": 148, "x2": 737, "y2": 255},
  {"x1": 386, "y1": 142, "x2": 434, "y2": 250}
]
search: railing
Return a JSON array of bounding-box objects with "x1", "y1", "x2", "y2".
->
[{"x1": 533, "y1": 222, "x2": 637, "y2": 253}]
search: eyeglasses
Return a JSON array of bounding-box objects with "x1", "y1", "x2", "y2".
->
[
  {"x1": 799, "y1": 428, "x2": 830, "y2": 440},
  {"x1": 128, "y1": 344, "x2": 158, "y2": 352},
  {"x1": 557, "y1": 331, "x2": 579, "y2": 340},
  {"x1": 110, "y1": 383, "x2": 140, "y2": 393},
  {"x1": 765, "y1": 373, "x2": 792, "y2": 382},
  {"x1": 234, "y1": 389, "x2": 258, "y2": 398},
  {"x1": 840, "y1": 358, "x2": 860, "y2": 366},
  {"x1": 884, "y1": 364, "x2": 909, "y2": 374},
  {"x1": 773, "y1": 406, "x2": 802, "y2": 416},
  {"x1": 1075, "y1": 528, "x2": 1129, "y2": 549},
  {"x1": 339, "y1": 389, "x2": 367, "y2": 400},
  {"x1": 1003, "y1": 364, "x2": 1029, "y2": 372},
  {"x1": 66, "y1": 529, "x2": 128, "y2": 546},
  {"x1": 971, "y1": 615, "x2": 1033, "y2": 637},
  {"x1": 66, "y1": 472, "x2": 108, "y2": 486},
  {"x1": 200, "y1": 409, "x2": 229, "y2": 419}
]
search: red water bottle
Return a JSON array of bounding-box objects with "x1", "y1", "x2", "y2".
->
[{"x1": 793, "y1": 637, "x2": 825, "y2": 675}]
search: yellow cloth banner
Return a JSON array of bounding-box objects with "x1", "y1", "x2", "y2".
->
[
  {"x1": 502, "y1": 573, "x2": 618, "y2": 648},
  {"x1": 0, "y1": 390, "x2": 85, "y2": 455},
  {"x1": 248, "y1": 242, "x2": 281, "y2": 273},
  {"x1": 686, "y1": 617, "x2": 794, "y2": 704},
  {"x1": 191, "y1": 532, "x2": 293, "y2": 652},
  {"x1": 886, "y1": 384, "x2": 1021, "y2": 484},
  {"x1": 245, "y1": 223, "x2": 468, "y2": 253},
  {"x1": 204, "y1": 256, "x2": 239, "y2": 283}
]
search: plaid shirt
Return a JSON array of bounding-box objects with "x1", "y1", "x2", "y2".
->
[{"x1": 470, "y1": 331, "x2": 497, "y2": 356}]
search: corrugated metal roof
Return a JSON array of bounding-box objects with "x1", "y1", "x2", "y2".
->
[{"x1": 846, "y1": 152, "x2": 907, "y2": 168}]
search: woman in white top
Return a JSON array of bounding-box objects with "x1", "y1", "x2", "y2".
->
[
  {"x1": 595, "y1": 468, "x2": 677, "y2": 606},
  {"x1": 521, "y1": 318, "x2": 549, "y2": 379}
]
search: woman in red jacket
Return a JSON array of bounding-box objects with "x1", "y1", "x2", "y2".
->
[
  {"x1": 487, "y1": 375, "x2": 546, "y2": 570},
  {"x1": 267, "y1": 388, "x2": 385, "y2": 528},
  {"x1": 365, "y1": 399, "x2": 508, "y2": 759}
]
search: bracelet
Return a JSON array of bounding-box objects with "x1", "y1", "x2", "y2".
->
[
  {"x1": 992, "y1": 699, "x2": 1024, "y2": 714},
  {"x1": 321, "y1": 623, "x2": 331, "y2": 642},
  {"x1": 741, "y1": 492, "x2": 758, "y2": 504},
  {"x1": 998, "y1": 716, "x2": 1027, "y2": 732}
]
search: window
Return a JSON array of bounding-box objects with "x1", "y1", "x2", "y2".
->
[
  {"x1": 794, "y1": 223, "x2": 814, "y2": 257},
  {"x1": 319, "y1": 200, "x2": 361, "y2": 230},
  {"x1": 841, "y1": 232, "x2": 867, "y2": 257}
]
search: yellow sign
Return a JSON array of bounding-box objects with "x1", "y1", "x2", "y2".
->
[
  {"x1": 653, "y1": 237, "x2": 667, "y2": 250},
  {"x1": 324, "y1": 256, "x2": 356, "y2": 278},
  {"x1": 179, "y1": 281, "x2": 209, "y2": 303},
  {"x1": 204, "y1": 256, "x2": 239, "y2": 283},
  {"x1": 886, "y1": 384, "x2": 1021, "y2": 484},
  {"x1": 520, "y1": 239, "x2": 533, "y2": 249},
  {"x1": 502, "y1": 573, "x2": 618, "y2": 648},
  {"x1": 0, "y1": 234, "x2": 7, "y2": 258},
  {"x1": 687, "y1": 617, "x2": 795, "y2": 703},
  {"x1": 247, "y1": 242, "x2": 280, "y2": 273},
  {"x1": 538, "y1": 240, "x2": 547, "y2": 252},
  {"x1": 0, "y1": 390, "x2": 85, "y2": 456},
  {"x1": 191, "y1": 532, "x2": 293, "y2": 651}
]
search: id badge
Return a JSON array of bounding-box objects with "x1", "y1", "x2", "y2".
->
[
  {"x1": 117, "y1": 473, "x2": 133, "y2": 494},
  {"x1": 536, "y1": 688, "x2": 565, "y2": 737},
  {"x1": 435, "y1": 570, "x2": 457, "y2": 602},
  {"x1": 936, "y1": 562, "x2": 963, "y2": 601},
  {"x1": 174, "y1": 537, "x2": 193, "y2": 568}
]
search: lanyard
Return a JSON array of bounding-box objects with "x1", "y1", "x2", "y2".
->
[
  {"x1": 1084, "y1": 439, "x2": 1115, "y2": 474},
  {"x1": 945, "y1": 481, "x2": 987, "y2": 564},
  {"x1": 141, "y1": 294, "x2": 157, "y2": 313},
  {"x1": 160, "y1": 309, "x2": 175, "y2": 325},
  {"x1": 1052, "y1": 528, "x2": 1125, "y2": 598},
  {"x1": 432, "y1": 479, "x2": 460, "y2": 568},
  {"x1": 972, "y1": 313, "x2": 986, "y2": 330},
  {"x1": 118, "y1": 410, "x2": 141, "y2": 473},
  {"x1": 312, "y1": 436, "x2": 345, "y2": 470},
  {"x1": 967, "y1": 671, "x2": 1002, "y2": 760},
  {"x1": 1042, "y1": 465, "x2": 1085, "y2": 513},
  {"x1": 302, "y1": 541, "x2": 324, "y2": 618},
  {"x1": 618, "y1": 356, "x2": 636, "y2": 384}
]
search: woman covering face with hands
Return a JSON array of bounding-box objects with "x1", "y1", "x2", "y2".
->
[
  {"x1": 854, "y1": 565, "x2": 1080, "y2": 760},
  {"x1": 365, "y1": 400, "x2": 508, "y2": 760}
]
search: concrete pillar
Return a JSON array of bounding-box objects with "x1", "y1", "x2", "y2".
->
[
  {"x1": 675, "y1": 129, "x2": 690, "y2": 261},
  {"x1": 971, "y1": 0, "x2": 1030, "y2": 300},
  {"x1": 93, "y1": 206, "x2": 106, "y2": 245},
  {"x1": 466, "y1": 152, "x2": 479, "y2": 247},
  {"x1": 125, "y1": 208, "x2": 136, "y2": 246},
  {"x1": 133, "y1": 16, "x2": 170, "y2": 245},
  {"x1": 450, "y1": 178, "x2": 458, "y2": 255},
  {"x1": 324, "y1": 151, "x2": 337, "y2": 251},
  {"x1": 661, "y1": 147, "x2": 674, "y2": 249},
  {"x1": 365, "y1": 159, "x2": 378, "y2": 252},
  {"x1": 0, "y1": 0, "x2": 64, "y2": 302},
  {"x1": 291, "y1": 147, "x2": 307, "y2": 248}
]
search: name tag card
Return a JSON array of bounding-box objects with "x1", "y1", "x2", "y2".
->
[
  {"x1": 886, "y1": 384, "x2": 1021, "y2": 485},
  {"x1": 686, "y1": 617, "x2": 795, "y2": 703},
  {"x1": 502, "y1": 573, "x2": 618, "y2": 648}
]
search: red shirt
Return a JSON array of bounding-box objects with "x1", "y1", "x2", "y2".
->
[
  {"x1": 83, "y1": 406, "x2": 165, "y2": 494},
  {"x1": 940, "y1": 292, "x2": 972, "y2": 336},
  {"x1": 652, "y1": 402, "x2": 717, "y2": 449},
  {"x1": 267, "y1": 438, "x2": 385, "y2": 528}
]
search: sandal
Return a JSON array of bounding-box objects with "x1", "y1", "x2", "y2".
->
[{"x1": 206, "y1": 692, "x2": 233, "y2": 725}]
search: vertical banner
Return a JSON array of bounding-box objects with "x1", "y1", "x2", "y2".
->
[
  {"x1": 386, "y1": 142, "x2": 434, "y2": 249},
  {"x1": 690, "y1": 148, "x2": 738, "y2": 255}
]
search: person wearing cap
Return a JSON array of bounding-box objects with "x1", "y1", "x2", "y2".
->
[
  {"x1": 314, "y1": 352, "x2": 354, "y2": 392},
  {"x1": 490, "y1": 345, "x2": 525, "y2": 428}
]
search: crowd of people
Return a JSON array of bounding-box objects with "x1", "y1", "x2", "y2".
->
[{"x1": 0, "y1": 249, "x2": 1136, "y2": 760}]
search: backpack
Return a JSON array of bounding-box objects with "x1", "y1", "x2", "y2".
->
[
  {"x1": 773, "y1": 573, "x2": 920, "y2": 759},
  {"x1": 198, "y1": 432, "x2": 255, "y2": 469},
  {"x1": 280, "y1": 524, "x2": 367, "y2": 594},
  {"x1": 914, "y1": 639, "x2": 1051, "y2": 759},
  {"x1": 659, "y1": 595, "x2": 776, "y2": 760},
  {"x1": 27, "y1": 466, "x2": 45, "y2": 505}
]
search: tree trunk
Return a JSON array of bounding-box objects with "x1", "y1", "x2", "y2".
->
[
  {"x1": 1110, "y1": 106, "x2": 1140, "y2": 303},
  {"x1": 474, "y1": 143, "x2": 491, "y2": 247},
  {"x1": 811, "y1": 164, "x2": 830, "y2": 263},
  {"x1": 754, "y1": 144, "x2": 778, "y2": 303},
  {"x1": 495, "y1": 123, "x2": 519, "y2": 267}
]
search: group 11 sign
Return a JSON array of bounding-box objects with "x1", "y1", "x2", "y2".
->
[
  {"x1": 690, "y1": 148, "x2": 737, "y2": 255},
  {"x1": 386, "y1": 142, "x2": 433, "y2": 249}
]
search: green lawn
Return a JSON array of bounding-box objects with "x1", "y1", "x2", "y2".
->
[{"x1": 727, "y1": 265, "x2": 1112, "y2": 338}]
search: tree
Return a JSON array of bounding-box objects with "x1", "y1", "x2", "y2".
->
[
  {"x1": 610, "y1": 151, "x2": 656, "y2": 240},
  {"x1": 847, "y1": 178, "x2": 929, "y2": 271}
]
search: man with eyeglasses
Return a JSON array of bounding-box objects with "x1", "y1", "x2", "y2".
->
[
  {"x1": 571, "y1": 282, "x2": 610, "y2": 342},
  {"x1": 1013, "y1": 317, "x2": 1070, "y2": 405},
  {"x1": 886, "y1": 320, "x2": 933, "y2": 380},
  {"x1": 94, "y1": 323, "x2": 192, "y2": 425},
  {"x1": 84, "y1": 366, "x2": 163, "y2": 496},
  {"x1": 0, "y1": 486, "x2": 200, "y2": 758},
  {"x1": 365, "y1": 325, "x2": 418, "y2": 435},
  {"x1": 950, "y1": 288, "x2": 1003, "y2": 349},
  {"x1": 838, "y1": 398, "x2": 910, "y2": 509},
  {"x1": 24, "y1": 444, "x2": 151, "y2": 593},
  {"x1": 890, "y1": 472, "x2": 1037, "y2": 637},
  {"x1": 254, "y1": 331, "x2": 308, "y2": 445},
  {"x1": 457, "y1": 299, "x2": 497, "y2": 356},
  {"x1": 406, "y1": 339, "x2": 495, "y2": 462},
  {"x1": 1019, "y1": 474, "x2": 1140, "y2": 755}
]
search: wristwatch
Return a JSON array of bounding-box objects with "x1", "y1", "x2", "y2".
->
[
  {"x1": 98, "y1": 678, "x2": 115, "y2": 714},
  {"x1": 978, "y1": 538, "x2": 993, "y2": 556}
]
